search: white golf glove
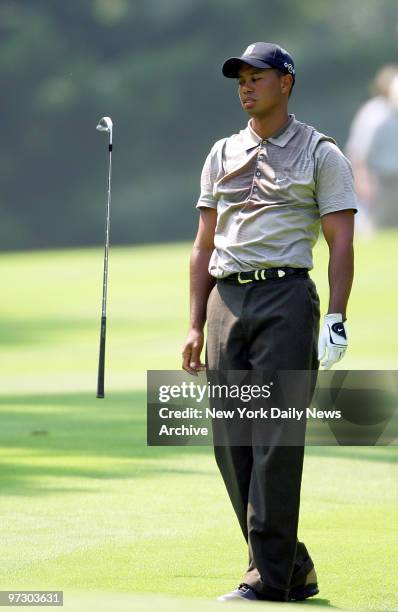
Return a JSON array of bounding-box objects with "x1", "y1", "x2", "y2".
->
[{"x1": 318, "y1": 314, "x2": 348, "y2": 370}]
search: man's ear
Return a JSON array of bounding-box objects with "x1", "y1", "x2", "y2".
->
[{"x1": 281, "y1": 74, "x2": 293, "y2": 95}]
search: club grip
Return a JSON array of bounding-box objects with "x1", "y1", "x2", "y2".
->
[{"x1": 96, "y1": 316, "x2": 107, "y2": 398}]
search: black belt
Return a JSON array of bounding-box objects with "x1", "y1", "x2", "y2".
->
[{"x1": 219, "y1": 267, "x2": 308, "y2": 284}]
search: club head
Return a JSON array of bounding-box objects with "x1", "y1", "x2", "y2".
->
[{"x1": 96, "y1": 116, "x2": 113, "y2": 133}]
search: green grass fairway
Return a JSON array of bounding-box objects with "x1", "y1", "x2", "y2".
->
[{"x1": 0, "y1": 231, "x2": 397, "y2": 611}]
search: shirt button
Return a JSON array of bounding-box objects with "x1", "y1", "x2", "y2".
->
[
  {"x1": 253, "y1": 186, "x2": 257, "y2": 191},
  {"x1": 256, "y1": 171, "x2": 261, "y2": 177}
]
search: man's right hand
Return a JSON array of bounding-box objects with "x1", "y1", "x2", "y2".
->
[
  {"x1": 182, "y1": 328, "x2": 206, "y2": 375},
  {"x1": 182, "y1": 208, "x2": 217, "y2": 376}
]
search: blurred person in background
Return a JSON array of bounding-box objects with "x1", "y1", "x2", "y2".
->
[{"x1": 346, "y1": 64, "x2": 398, "y2": 232}]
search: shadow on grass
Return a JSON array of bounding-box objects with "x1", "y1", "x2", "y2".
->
[
  {"x1": 0, "y1": 390, "x2": 396, "y2": 496},
  {"x1": 0, "y1": 390, "x2": 214, "y2": 495},
  {"x1": 293, "y1": 599, "x2": 339, "y2": 608},
  {"x1": 305, "y1": 445, "x2": 398, "y2": 463},
  {"x1": 0, "y1": 318, "x2": 99, "y2": 346}
]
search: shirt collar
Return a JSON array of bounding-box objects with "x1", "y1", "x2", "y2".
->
[{"x1": 241, "y1": 114, "x2": 298, "y2": 149}]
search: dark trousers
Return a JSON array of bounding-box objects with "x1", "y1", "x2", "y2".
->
[{"x1": 206, "y1": 275, "x2": 320, "y2": 601}]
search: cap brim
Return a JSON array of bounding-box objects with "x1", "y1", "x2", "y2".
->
[{"x1": 222, "y1": 57, "x2": 273, "y2": 78}]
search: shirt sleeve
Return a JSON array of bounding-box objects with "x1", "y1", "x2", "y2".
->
[
  {"x1": 314, "y1": 140, "x2": 358, "y2": 217},
  {"x1": 196, "y1": 139, "x2": 226, "y2": 210}
]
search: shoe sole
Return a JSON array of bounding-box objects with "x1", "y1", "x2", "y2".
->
[{"x1": 288, "y1": 583, "x2": 319, "y2": 601}]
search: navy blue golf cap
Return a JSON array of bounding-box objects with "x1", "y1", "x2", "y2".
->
[{"x1": 222, "y1": 42, "x2": 296, "y2": 81}]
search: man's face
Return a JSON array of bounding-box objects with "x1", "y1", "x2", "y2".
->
[{"x1": 237, "y1": 64, "x2": 287, "y2": 116}]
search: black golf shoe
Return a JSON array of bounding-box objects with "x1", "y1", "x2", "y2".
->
[
  {"x1": 217, "y1": 583, "x2": 260, "y2": 602},
  {"x1": 288, "y1": 567, "x2": 319, "y2": 601},
  {"x1": 288, "y1": 582, "x2": 319, "y2": 601}
]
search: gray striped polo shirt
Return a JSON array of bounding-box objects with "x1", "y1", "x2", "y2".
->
[{"x1": 196, "y1": 114, "x2": 357, "y2": 277}]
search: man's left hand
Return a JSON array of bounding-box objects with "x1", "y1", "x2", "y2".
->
[{"x1": 318, "y1": 313, "x2": 348, "y2": 369}]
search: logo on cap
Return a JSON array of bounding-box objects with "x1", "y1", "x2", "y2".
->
[
  {"x1": 284, "y1": 62, "x2": 295, "y2": 74},
  {"x1": 243, "y1": 44, "x2": 255, "y2": 56}
]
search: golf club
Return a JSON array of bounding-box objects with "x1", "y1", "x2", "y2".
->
[{"x1": 96, "y1": 116, "x2": 113, "y2": 398}]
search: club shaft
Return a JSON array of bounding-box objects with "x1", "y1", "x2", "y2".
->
[
  {"x1": 97, "y1": 137, "x2": 112, "y2": 398},
  {"x1": 101, "y1": 144, "x2": 112, "y2": 318}
]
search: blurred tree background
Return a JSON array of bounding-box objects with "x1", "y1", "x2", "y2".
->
[{"x1": 1, "y1": 0, "x2": 398, "y2": 250}]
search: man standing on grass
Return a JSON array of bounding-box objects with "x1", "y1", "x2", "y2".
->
[{"x1": 182, "y1": 42, "x2": 357, "y2": 602}]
